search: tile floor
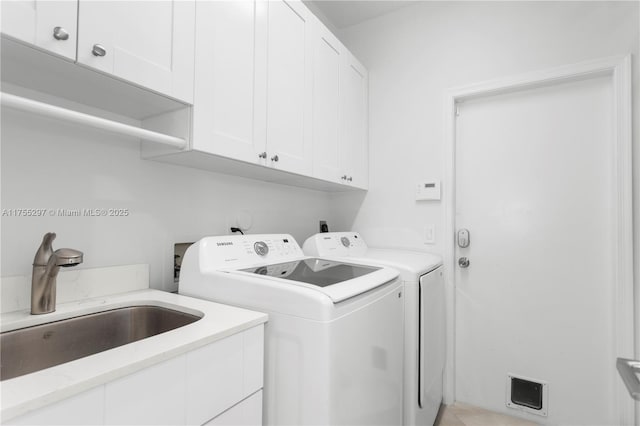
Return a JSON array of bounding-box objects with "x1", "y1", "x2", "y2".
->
[{"x1": 435, "y1": 402, "x2": 538, "y2": 426}]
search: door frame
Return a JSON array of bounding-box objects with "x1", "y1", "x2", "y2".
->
[{"x1": 442, "y1": 55, "x2": 634, "y2": 422}]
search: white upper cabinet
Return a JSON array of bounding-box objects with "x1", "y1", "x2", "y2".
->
[
  {"x1": 312, "y1": 24, "x2": 343, "y2": 184},
  {"x1": 192, "y1": 0, "x2": 267, "y2": 163},
  {"x1": 1, "y1": 1, "x2": 195, "y2": 103},
  {"x1": 76, "y1": 1, "x2": 195, "y2": 103},
  {"x1": 191, "y1": 0, "x2": 315, "y2": 176},
  {"x1": 265, "y1": 0, "x2": 314, "y2": 176},
  {"x1": 0, "y1": 0, "x2": 78, "y2": 60},
  {"x1": 340, "y1": 53, "x2": 369, "y2": 189}
]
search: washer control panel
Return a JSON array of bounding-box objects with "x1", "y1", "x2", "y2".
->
[
  {"x1": 254, "y1": 241, "x2": 269, "y2": 256},
  {"x1": 302, "y1": 232, "x2": 369, "y2": 257},
  {"x1": 197, "y1": 234, "x2": 304, "y2": 269}
]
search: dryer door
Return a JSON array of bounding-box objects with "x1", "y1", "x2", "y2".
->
[{"x1": 419, "y1": 266, "x2": 445, "y2": 414}]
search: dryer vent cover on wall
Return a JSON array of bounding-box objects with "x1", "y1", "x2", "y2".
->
[{"x1": 506, "y1": 374, "x2": 548, "y2": 417}]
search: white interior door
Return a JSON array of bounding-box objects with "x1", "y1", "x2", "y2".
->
[{"x1": 454, "y1": 75, "x2": 617, "y2": 424}]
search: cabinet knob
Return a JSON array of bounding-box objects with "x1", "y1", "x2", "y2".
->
[
  {"x1": 53, "y1": 27, "x2": 69, "y2": 41},
  {"x1": 271, "y1": 155, "x2": 279, "y2": 162},
  {"x1": 92, "y1": 44, "x2": 107, "y2": 57},
  {"x1": 341, "y1": 175, "x2": 347, "y2": 180},
  {"x1": 258, "y1": 152, "x2": 267, "y2": 159},
  {"x1": 347, "y1": 176, "x2": 353, "y2": 182}
]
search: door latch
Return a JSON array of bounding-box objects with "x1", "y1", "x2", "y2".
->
[{"x1": 457, "y1": 229, "x2": 470, "y2": 248}]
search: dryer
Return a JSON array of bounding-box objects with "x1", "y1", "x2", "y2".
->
[
  {"x1": 304, "y1": 232, "x2": 445, "y2": 426},
  {"x1": 179, "y1": 234, "x2": 404, "y2": 426}
]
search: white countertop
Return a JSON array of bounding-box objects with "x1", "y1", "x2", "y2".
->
[{"x1": 0, "y1": 289, "x2": 268, "y2": 421}]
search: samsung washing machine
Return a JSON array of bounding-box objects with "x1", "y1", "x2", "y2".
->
[
  {"x1": 303, "y1": 232, "x2": 445, "y2": 426},
  {"x1": 179, "y1": 234, "x2": 404, "y2": 425}
]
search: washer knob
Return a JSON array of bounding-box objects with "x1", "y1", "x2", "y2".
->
[
  {"x1": 254, "y1": 241, "x2": 269, "y2": 256},
  {"x1": 340, "y1": 236, "x2": 350, "y2": 247}
]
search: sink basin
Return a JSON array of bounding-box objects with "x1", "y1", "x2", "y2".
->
[{"x1": 1, "y1": 305, "x2": 202, "y2": 381}]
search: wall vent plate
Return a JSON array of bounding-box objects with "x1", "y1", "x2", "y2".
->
[{"x1": 505, "y1": 373, "x2": 548, "y2": 417}]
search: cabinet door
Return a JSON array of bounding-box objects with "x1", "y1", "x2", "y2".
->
[
  {"x1": 191, "y1": 0, "x2": 267, "y2": 163},
  {"x1": 265, "y1": 0, "x2": 313, "y2": 175},
  {"x1": 77, "y1": 1, "x2": 195, "y2": 103},
  {"x1": 7, "y1": 386, "x2": 104, "y2": 426},
  {"x1": 205, "y1": 391, "x2": 263, "y2": 426},
  {"x1": 340, "y1": 53, "x2": 369, "y2": 189},
  {"x1": 105, "y1": 355, "x2": 187, "y2": 425},
  {"x1": 0, "y1": 0, "x2": 77, "y2": 60},
  {"x1": 312, "y1": 23, "x2": 343, "y2": 184}
]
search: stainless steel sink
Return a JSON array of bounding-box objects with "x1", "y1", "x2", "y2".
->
[{"x1": 1, "y1": 305, "x2": 202, "y2": 381}]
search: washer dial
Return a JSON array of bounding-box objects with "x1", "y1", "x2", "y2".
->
[
  {"x1": 340, "y1": 237, "x2": 350, "y2": 248},
  {"x1": 254, "y1": 241, "x2": 269, "y2": 256}
]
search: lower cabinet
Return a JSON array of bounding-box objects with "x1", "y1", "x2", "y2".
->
[
  {"x1": 8, "y1": 325, "x2": 264, "y2": 426},
  {"x1": 205, "y1": 391, "x2": 262, "y2": 426}
]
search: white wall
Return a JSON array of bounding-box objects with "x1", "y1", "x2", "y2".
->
[
  {"x1": 1, "y1": 106, "x2": 334, "y2": 292},
  {"x1": 333, "y1": 0, "x2": 639, "y2": 416}
]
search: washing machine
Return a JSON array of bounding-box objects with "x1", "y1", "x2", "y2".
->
[
  {"x1": 303, "y1": 232, "x2": 445, "y2": 426},
  {"x1": 179, "y1": 234, "x2": 404, "y2": 426}
]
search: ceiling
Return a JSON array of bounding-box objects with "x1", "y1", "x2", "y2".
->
[{"x1": 304, "y1": 1, "x2": 412, "y2": 30}]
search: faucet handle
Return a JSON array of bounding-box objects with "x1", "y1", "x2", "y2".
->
[{"x1": 33, "y1": 232, "x2": 56, "y2": 266}]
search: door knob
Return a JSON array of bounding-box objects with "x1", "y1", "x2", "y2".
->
[
  {"x1": 258, "y1": 152, "x2": 267, "y2": 159},
  {"x1": 458, "y1": 257, "x2": 470, "y2": 268},
  {"x1": 271, "y1": 155, "x2": 279, "y2": 162},
  {"x1": 53, "y1": 27, "x2": 69, "y2": 41},
  {"x1": 92, "y1": 44, "x2": 107, "y2": 57}
]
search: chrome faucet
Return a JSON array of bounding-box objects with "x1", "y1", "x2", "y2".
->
[{"x1": 31, "y1": 232, "x2": 83, "y2": 314}]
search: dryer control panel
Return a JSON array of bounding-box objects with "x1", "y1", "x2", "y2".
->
[
  {"x1": 195, "y1": 234, "x2": 304, "y2": 270},
  {"x1": 303, "y1": 232, "x2": 369, "y2": 257}
]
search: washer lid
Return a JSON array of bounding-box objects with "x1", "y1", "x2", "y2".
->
[
  {"x1": 363, "y1": 249, "x2": 442, "y2": 276},
  {"x1": 237, "y1": 258, "x2": 398, "y2": 303},
  {"x1": 240, "y1": 258, "x2": 378, "y2": 286}
]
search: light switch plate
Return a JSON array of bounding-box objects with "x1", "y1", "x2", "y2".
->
[
  {"x1": 424, "y1": 225, "x2": 435, "y2": 244},
  {"x1": 416, "y1": 180, "x2": 441, "y2": 201}
]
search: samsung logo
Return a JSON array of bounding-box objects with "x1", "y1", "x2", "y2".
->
[{"x1": 216, "y1": 242, "x2": 234, "y2": 246}]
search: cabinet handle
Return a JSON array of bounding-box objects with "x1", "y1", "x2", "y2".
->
[
  {"x1": 53, "y1": 27, "x2": 69, "y2": 41},
  {"x1": 347, "y1": 176, "x2": 353, "y2": 182},
  {"x1": 92, "y1": 44, "x2": 107, "y2": 57},
  {"x1": 271, "y1": 155, "x2": 279, "y2": 162},
  {"x1": 258, "y1": 152, "x2": 267, "y2": 159}
]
